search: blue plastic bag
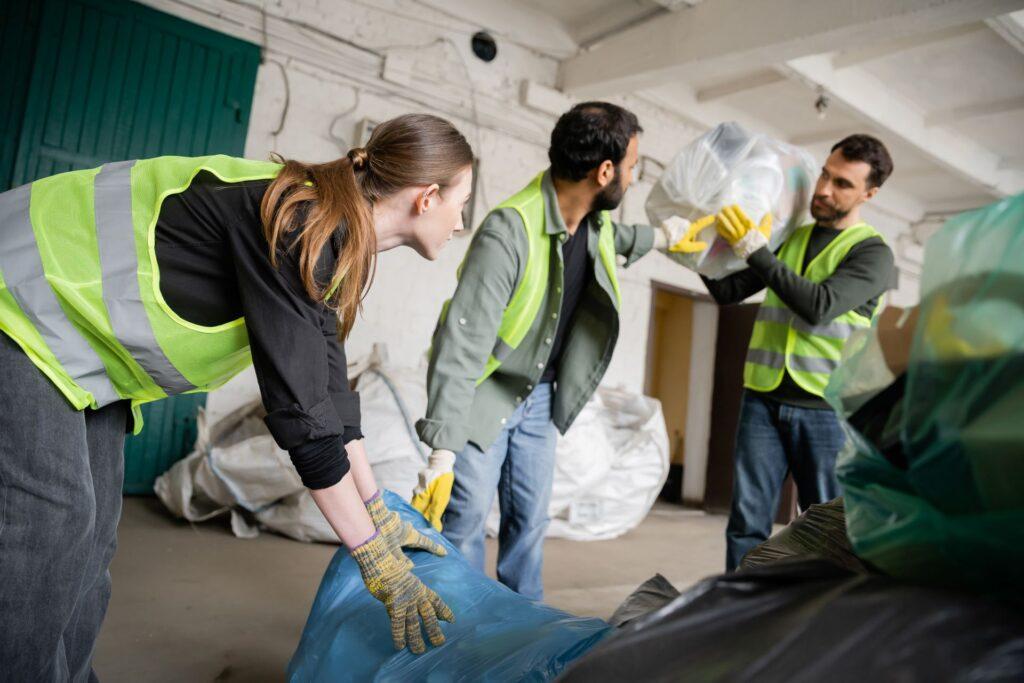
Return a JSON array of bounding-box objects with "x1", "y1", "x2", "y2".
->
[{"x1": 287, "y1": 491, "x2": 611, "y2": 682}]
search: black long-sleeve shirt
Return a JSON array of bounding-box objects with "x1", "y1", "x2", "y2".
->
[
  {"x1": 703, "y1": 225, "x2": 895, "y2": 408},
  {"x1": 154, "y1": 170, "x2": 361, "y2": 489}
]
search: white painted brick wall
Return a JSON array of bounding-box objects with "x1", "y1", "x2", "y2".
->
[{"x1": 149, "y1": 0, "x2": 919, "y2": 424}]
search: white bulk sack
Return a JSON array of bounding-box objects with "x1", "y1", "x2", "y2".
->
[
  {"x1": 154, "y1": 347, "x2": 430, "y2": 543},
  {"x1": 646, "y1": 121, "x2": 816, "y2": 279},
  {"x1": 154, "y1": 399, "x2": 337, "y2": 542},
  {"x1": 487, "y1": 387, "x2": 670, "y2": 542},
  {"x1": 156, "y1": 351, "x2": 668, "y2": 543},
  {"x1": 352, "y1": 352, "x2": 430, "y2": 501}
]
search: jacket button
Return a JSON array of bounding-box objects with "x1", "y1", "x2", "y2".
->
[
  {"x1": 556, "y1": 286, "x2": 562, "y2": 293},
  {"x1": 551, "y1": 313, "x2": 557, "y2": 319},
  {"x1": 544, "y1": 337, "x2": 552, "y2": 345},
  {"x1": 526, "y1": 384, "x2": 533, "y2": 390},
  {"x1": 515, "y1": 396, "x2": 523, "y2": 403},
  {"x1": 537, "y1": 362, "x2": 545, "y2": 369},
  {"x1": 458, "y1": 317, "x2": 467, "y2": 325},
  {"x1": 500, "y1": 417, "x2": 507, "y2": 425}
]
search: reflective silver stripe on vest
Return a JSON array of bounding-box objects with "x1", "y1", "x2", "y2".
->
[
  {"x1": 0, "y1": 183, "x2": 121, "y2": 406},
  {"x1": 746, "y1": 348, "x2": 785, "y2": 369},
  {"x1": 756, "y1": 306, "x2": 792, "y2": 325},
  {"x1": 94, "y1": 160, "x2": 194, "y2": 395},
  {"x1": 492, "y1": 337, "x2": 514, "y2": 362},
  {"x1": 788, "y1": 354, "x2": 839, "y2": 374},
  {"x1": 791, "y1": 318, "x2": 860, "y2": 339}
]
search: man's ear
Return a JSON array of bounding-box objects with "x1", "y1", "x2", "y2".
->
[
  {"x1": 863, "y1": 186, "x2": 879, "y2": 202},
  {"x1": 595, "y1": 159, "x2": 615, "y2": 188},
  {"x1": 416, "y1": 184, "x2": 441, "y2": 215}
]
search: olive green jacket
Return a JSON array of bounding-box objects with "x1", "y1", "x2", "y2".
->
[{"x1": 415, "y1": 170, "x2": 655, "y2": 452}]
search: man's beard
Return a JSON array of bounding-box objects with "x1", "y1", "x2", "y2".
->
[
  {"x1": 810, "y1": 197, "x2": 850, "y2": 226},
  {"x1": 591, "y1": 167, "x2": 626, "y2": 212}
]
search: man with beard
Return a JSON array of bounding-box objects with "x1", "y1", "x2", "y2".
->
[
  {"x1": 411, "y1": 102, "x2": 683, "y2": 598},
  {"x1": 686, "y1": 134, "x2": 896, "y2": 571}
]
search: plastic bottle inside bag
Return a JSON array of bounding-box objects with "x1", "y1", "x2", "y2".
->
[{"x1": 647, "y1": 122, "x2": 816, "y2": 279}]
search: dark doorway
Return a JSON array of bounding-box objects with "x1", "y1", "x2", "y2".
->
[{"x1": 704, "y1": 303, "x2": 798, "y2": 524}]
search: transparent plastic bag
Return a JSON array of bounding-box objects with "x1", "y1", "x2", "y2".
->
[
  {"x1": 827, "y1": 194, "x2": 1024, "y2": 595},
  {"x1": 646, "y1": 122, "x2": 816, "y2": 279},
  {"x1": 287, "y1": 491, "x2": 611, "y2": 682}
]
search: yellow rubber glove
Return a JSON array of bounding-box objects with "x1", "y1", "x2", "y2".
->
[
  {"x1": 924, "y1": 295, "x2": 1006, "y2": 360},
  {"x1": 716, "y1": 204, "x2": 772, "y2": 244},
  {"x1": 667, "y1": 214, "x2": 717, "y2": 253},
  {"x1": 365, "y1": 491, "x2": 447, "y2": 572},
  {"x1": 716, "y1": 204, "x2": 772, "y2": 259},
  {"x1": 411, "y1": 449, "x2": 455, "y2": 532},
  {"x1": 351, "y1": 532, "x2": 455, "y2": 654}
]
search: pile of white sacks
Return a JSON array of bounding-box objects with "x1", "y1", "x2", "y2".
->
[{"x1": 156, "y1": 347, "x2": 669, "y2": 543}]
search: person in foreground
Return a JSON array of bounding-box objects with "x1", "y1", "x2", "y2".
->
[{"x1": 0, "y1": 113, "x2": 473, "y2": 678}]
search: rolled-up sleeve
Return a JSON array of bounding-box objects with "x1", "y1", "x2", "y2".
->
[{"x1": 613, "y1": 221, "x2": 656, "y2": 267}]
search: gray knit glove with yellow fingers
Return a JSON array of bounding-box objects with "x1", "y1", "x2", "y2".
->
[
  {"x1": 716, "y1": 204, "x2": 773, "y2": 260},
  {"x1": 351, "y1": 531, "x2": 455, "y2": 654},
  {"x1": 364, "y1": 490, "x2": 447, "y2": 572}
]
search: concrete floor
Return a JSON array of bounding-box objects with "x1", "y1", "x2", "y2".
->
[{"x1": 93, "y1": 498, "x2": 729, "y2": 682}]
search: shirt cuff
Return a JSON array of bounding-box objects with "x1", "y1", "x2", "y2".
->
[
  {"x1": 342, "y1": 425, "x2": 364, "y2": 444},
  {"x1": 288, "y1": 435, "x2": 351, "y2": 489},
  {"x1": 746, "y1": 246, "x2": 776, "y2": 274},
  {"x1": 623, "y1": 225, "x2": 657, "y2": 268},
  {"x1": 331, "y1": 389, "x2": 361, "y2": 429},
  {"x1": 415, "y1": 417, "x2": 468, "y2": 453},
  {"x1": 264, "y1": 395, "x2": 345, "y2": 451}
]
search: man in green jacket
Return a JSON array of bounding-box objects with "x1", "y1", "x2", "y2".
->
[{"x1": 411, "y1": 102, "x2": 684, "y2": 599}]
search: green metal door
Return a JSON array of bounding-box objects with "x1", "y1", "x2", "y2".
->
[{"x1": 2, "y1": 0, "x2": 261, "y2": 494}]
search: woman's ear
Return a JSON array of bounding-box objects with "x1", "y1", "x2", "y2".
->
[{"x1": 416, "y1": 184, "x2": 441, "y2": 215}]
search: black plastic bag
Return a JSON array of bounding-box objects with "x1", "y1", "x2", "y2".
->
[{"x1": 559, "y1": 560, "x2": 1024, "y2": 682}]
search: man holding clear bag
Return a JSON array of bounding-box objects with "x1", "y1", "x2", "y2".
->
[{"x1": 672, "y1": 134, "x2": 897, "y2": 570}]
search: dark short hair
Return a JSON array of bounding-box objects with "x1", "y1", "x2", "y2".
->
[
  {"x1": 831, "y1": 134, "x2": 893, "y2": 188},
  {"x1": 549, "y1": 102, "x2": 643, "y2": 182}
]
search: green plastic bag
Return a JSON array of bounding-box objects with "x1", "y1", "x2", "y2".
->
[{"x1": 828, "y1": 193, "x2": 1024, "y2": 595}]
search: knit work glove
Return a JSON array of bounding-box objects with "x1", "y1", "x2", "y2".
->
[
  {"x1": 716, "y1": 204, "x2": 772, "y2": 260},
  {"x1": 365, "y1": 490, "x2": 447, "y2": 573},
  {"x1": 351, "y1": 532, "x2": 455, "y2": 654}
]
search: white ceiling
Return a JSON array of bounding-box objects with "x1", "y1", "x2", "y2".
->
[
  {"x1": 508, "y1": 0, "x2": 1024, "y2": 221},
  {"x1": 517, "y1": 0, "x2": 699, "y2": 46}
]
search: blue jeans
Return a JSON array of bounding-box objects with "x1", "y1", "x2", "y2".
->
[
  {"x1": 725, "y1": 391, "x2": 845, "y2": 571},
  {"x1": 442, "y1": 383, "x2": 557, "y2": 601}
]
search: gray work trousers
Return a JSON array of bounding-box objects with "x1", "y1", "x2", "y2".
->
[{"x1": 0, "y1": 332, "x2": 127, "y2": 682}]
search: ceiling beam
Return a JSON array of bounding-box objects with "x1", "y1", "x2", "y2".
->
[
  {"x1": 788, "y1": 128, "x2": 862, "y2": 147},
  {"x1": 831, "y1": 21, "x2": 987, "y2": 68},
  {"x1": 986, "y1": 9, "x2": 1024, "y2": 53},
  {"x1": 1000, "y1": 155, "x2": 1024, "y2": 170},
  {"x1": 782, "y1": 54, "x2": 1024, "y2": 197},
  {"x1": 635, "y1": 84, "x2": 791, "y2": 145},
  {"x1": 694, "y1": 69, "x2": 786, "y2": 102},
  {"x1": 558, "y1": 0, "x2": 1022, "y2": 97},
  {"x1": 925, "y1": 94, "x2": 1024, "y2": 126}
]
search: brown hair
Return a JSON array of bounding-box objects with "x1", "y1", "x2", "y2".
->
[
  {"x1": 831, "y1": 134, "x2": 893, "y2": 188},
  {"x1": 261, "y1": 113, "x2": 473, "y2": 338}
]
